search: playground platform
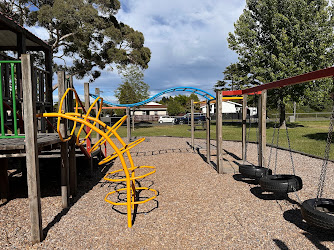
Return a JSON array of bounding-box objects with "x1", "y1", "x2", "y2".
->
[
  {"x1": 0, "y1": 134, "x2": 60, "y2": 153},
  {"x1": 1, "y1": 137, "x2": 333, "y2": 249},
  {"x1": 0, "y1": 134, "x2": 62, "y2": 203}
]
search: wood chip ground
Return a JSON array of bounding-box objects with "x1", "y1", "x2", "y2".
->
[{"x1": 1, "y1": 137, "x2": 334, "y2": 249}]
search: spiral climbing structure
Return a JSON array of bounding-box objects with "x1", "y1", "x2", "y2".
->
[{"x1": 37, "y1": 88, "x2": 157, "y2": 228}]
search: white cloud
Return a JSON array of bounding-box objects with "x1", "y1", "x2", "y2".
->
[
  {"x1": 115, "y1": 0, "x2": 245, "y2": 98},
  {"x1": 28, "y1": 1, "x2": 246, "y2": 104}
]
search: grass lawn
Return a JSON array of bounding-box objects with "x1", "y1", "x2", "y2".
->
[{"x1": 79, "y1": 120, "x2": 333, "y2": 159}]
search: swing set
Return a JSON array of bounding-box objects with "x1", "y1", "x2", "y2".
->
[{"x1": 236, "y1": 67, "x2": 334, "y2": 230}]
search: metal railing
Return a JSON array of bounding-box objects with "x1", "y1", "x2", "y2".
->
[
  {"x1": 270, "y1": 112, "x2": 332, "y2": 122},
  {"x1": 0, "y1": 60, "x2": 24, "y2": 138}
]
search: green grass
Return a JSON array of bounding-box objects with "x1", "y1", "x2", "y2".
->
[{"x1": 80, "y1": 120, "x2": 333, "y2": 159}]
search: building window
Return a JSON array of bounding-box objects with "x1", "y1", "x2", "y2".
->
[
  {"x1": 142, "y1": 111, "x2": 146, "y2": 115},
  {"x1": 154, "y1": 111, "x2": 158, "y2": 115}
]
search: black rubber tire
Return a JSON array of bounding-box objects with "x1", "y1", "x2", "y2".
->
[
  {"x1": 301, "y1": 198, "x2": 334, "y2": 230},
  {"x1": 259, "y1": 174, "x2": 302, "y2": 193},
  {"x1": 239, "y1": 164, "x2": 272, "y2": 179}
]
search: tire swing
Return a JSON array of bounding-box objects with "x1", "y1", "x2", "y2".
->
[
  {"x1": 301, "y1": 104, "x2": 334, "y2": 230},
  {"x1": 239, "y1": 95, "x2": 272, "y2": 179},
  {"x1": 259, "y1": 101, "x2": 303, "y2": 194}
]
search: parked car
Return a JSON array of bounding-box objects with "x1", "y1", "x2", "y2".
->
[
  {"x1": 174, "y1": 114, "x2": 206, "y2": 125},
  {"x1": 158, "y1": 116, "x2": 175, "y2": 123}
]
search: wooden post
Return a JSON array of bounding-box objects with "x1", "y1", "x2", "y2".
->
[
  {"x1": 126, "y1": 107, "x2": 131, "y2": 143},
  {"x1": 132, "y1": 108, "x2": 135, "y2": 131},
  {"x1": 22, "y1": 54, "x2": 43, "y2": 243},
  {"x1": 68, "y1": 76, "x2": 77, "y2": 196},
  {"x1": 258, "y1": 90, "x2": 267, "y2": 167},
  {"x1": 45, "y1": 50, "x2": 53, "y2": 132},
  {"x1": 0, "y1": 158, "x2": 9, "y2": 203},
  {"x1": 67, "y1": 75, "x2": 74, "y2": 130},
  {"x1": 84, "y1": 82, "x2": 93, "y2": 176},
  {"x1": 17, "y1": 32, "x2": 26, "y2": 99},
  {"x1": 242, "y1": 95, "x2": 247, "y2": 163},
  {"x1": 58, "y1": 71, "x2": 69, "y2": 208},
  {"x1": 206, "y1": 100, "x2": 211, "y2": 163},
  {"x1": 95, "y1": 88, "x2": 100, "y2": 141},
  {"x1": 191, "y1": 99, "x2": 194, "y2": 149},
  {"x1": 69, "y1": 136, "x2": 77, "y2": 197},
  {"x1": 216, "y1": 90, "x2": 224, "y2": 174},
  {"x1": 84, "y1": 83, "x2": 91, "y2": 152}
]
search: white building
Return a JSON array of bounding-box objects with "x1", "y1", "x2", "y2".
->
[
  {"x1": 200, "y1": 101, "x2": 257, "y2": 116},
  {"x1": 133, "y1": 102, "x2": 167, "y2": 116}
]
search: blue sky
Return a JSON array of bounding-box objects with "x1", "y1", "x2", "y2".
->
[{"x1": 27, "y1": 0, "x2": 246, "y2": 103}]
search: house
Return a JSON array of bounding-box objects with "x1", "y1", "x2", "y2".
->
[
  {"x1": 200, "y1": 100, "x2": 257, "y2": 117},
  {"x1": 133, "y1": 101, "x2": 167, "y2": 116},
  {"x1": 131, "y1": 102, "x2": 168, "y2": 121}
]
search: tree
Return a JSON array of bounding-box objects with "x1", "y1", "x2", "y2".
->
[
  {"x1": 167, "y1": 99, "x2": 184, "y2": 116},
  {"x1": 159, "y1": 96, "x2": 170, "y2": 105},
  {"x1": 1, "y1": 0, "x2": 151, "y2": 82},
  {"x1": 227, "y1": 0, "x2": 334, "y2": 125},
  {"x1": 214, "y1": 80, "x2": 230, "y2": 91},
  {"x1": 115, "y1": 65, "x2": 149, "y2": 104},
  {"x1": 161, "y1": 94, "x2": 202, "y2": 114},
  {"x1": 188, "y1": 93, "x2": 200, "y2": 111}
]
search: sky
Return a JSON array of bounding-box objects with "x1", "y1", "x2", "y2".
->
[{"x1": 27, "y1": 0, "x2": 246, "y2": 103}]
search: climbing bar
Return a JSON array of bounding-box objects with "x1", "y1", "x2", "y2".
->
[
  {"x1": 57, "y1": 88, "x2": 79, "y2": 142},
  {"x1": 89, "y1": 115, "x2": 128, "y2": 154},
  {"x1": 76, "y1": 96, "x2": 103, "y2": 146},
  {"x1": 242, "y1": 66, "x2": 334, "y2": 95},
  {"x1": 98, "y1": 137, "x2": 146, "y2": 165},
  {"x1": 105, "y1": 186, "x2": 157, "y2": 206},
  {"x1": 90, "y1": 86, "x2": 216, "y2": 107},
  {"x1": 0, "y1": 60, "x2": 24, "y2": 139},
  {"x1": 104, "y1": 165, "x2": 156, "y2": 182},
  {"x1": 37, "y1": 88, "x2": 157, "y2": 228}
]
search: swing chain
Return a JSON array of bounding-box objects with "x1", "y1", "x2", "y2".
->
[
  {"x1": 266, "y1": 115, "x2": 278, "y2": 169},
  {"x1": 255, "y1": 95, "x2": 260, "y2": 160},
  {"x1": 316, "y1": 103, "x2": 334, "y2": 200},
  {"x1": 292, "y1": 185, "x2": 303, "y2": 204},
  {"x1": 274, "y1": 99, "x2": 282, "y2": 175},
  {"x1": 285, "y1": 122, "x2": 296, "y2": 176},
  {"x1": 244, "y1": 95, "x2": 259, "y2": 163},
  {"x1": 274, "y1": 124, "x2": 280, "y2": 175},
  {"x1": 244, "y1": 109, "x2": 252, "y2": 162}
]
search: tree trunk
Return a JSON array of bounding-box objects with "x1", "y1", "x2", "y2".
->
[{"x1": 279, "y1": 96, "x2": 286, "y2": 128}]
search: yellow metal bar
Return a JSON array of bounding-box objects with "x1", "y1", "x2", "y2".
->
[
  {"x1": 105, "y1": 187, "x2": 157, "y2": 206},
  {"x1": 37, "y1": 88, "x2": 157, "y2": 228},
  {"x1": 223, "y1": 96, "x2": 243, "y2": 100},
  {"x1": 194, "y1": 96, "x2": 243, "y2": 104},
  {"x1": 98, "y1": 138, "x2": 145, "y2": 165},
  {"x1": 38, "y1": 112, "x2": 134, "y2": 227},
  {"x1": 57, "y1": 88, "x2": 79, "y2": 142},
  {"x1": 104, "y1": 166, "x2": 156, "y2": 182},
  {"x1": 90, "y1": 115, "x2": 127, "y2": 153},
  {"x1": 76, "y1": 96, "x2": 103, "y2": 146}
]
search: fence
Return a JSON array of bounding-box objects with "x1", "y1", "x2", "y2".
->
[
  {"x1": 0, "y1": 60, "x2": 23, "y2": 138},
  {"x1": 0, "y1": 57, "x2": 53, "y2": 137},
  {"x1": 270, "y1": 112, "x2": 332, "y2": 122}
]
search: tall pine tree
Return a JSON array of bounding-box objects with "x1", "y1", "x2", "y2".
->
[{"x1": 227, "y1": 0, "x2": 334, "y2": 125}]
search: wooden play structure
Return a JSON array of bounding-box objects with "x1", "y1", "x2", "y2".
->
[{"x1": 2, "y1": 10, "x2": 334, "y2": 245}]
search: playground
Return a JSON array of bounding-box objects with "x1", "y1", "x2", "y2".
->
[
  {"x1": 1, "y1": 13, "x2": 334, "y2": 249},
  {"x1": 1, "y1": 137, "x2": 334, "y2": 248},
  {"x1": 0, "y1": 52, "x2": 333, "y2": 249}
]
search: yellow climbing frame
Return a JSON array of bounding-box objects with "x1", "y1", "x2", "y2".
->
[{"x1": 37, "y1": 88, "x2": 157, "y2": 228}]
